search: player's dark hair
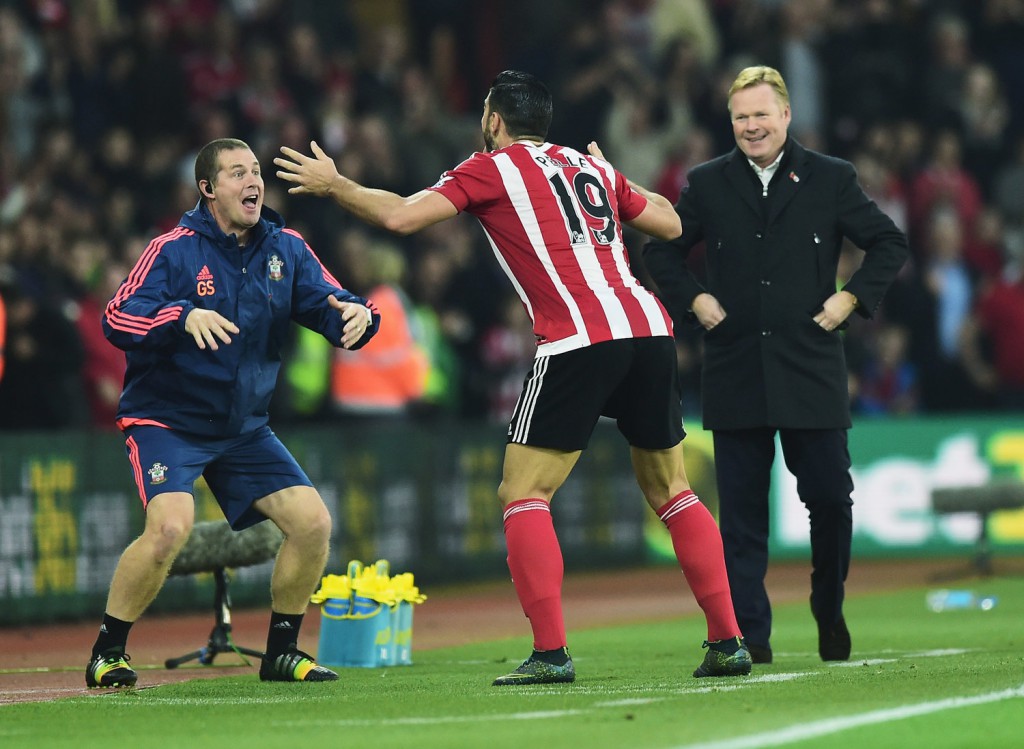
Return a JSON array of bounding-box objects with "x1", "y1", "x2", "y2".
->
[
  {"x1": 194, "y1": 138, "x2": 252, "y2": 199},
  {"x1": 487, "y1": 70, "x2": 552, "y2": 140}
]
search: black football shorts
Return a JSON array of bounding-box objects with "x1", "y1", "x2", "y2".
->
[{"x1": 506, "y1": 336, "x2": 685, "y2": 451}]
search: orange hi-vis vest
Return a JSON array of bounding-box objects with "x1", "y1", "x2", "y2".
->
[{"x1": 331, "y1": 284, "x2": 427, "y2": 414}]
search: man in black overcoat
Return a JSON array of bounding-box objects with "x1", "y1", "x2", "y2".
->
[{"x1": 643, "y1": 66, "x2": 908, "y2": 664}]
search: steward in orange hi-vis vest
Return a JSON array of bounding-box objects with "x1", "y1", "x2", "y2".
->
[{"x1": 331, "y1": 283, "x2": 427, "y2": 415}]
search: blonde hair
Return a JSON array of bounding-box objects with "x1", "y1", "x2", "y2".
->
[{"x1": 728, "y1": 66, "x2": 790, "y2": 110}]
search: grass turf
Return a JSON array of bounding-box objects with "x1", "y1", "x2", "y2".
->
[{"x1": 2, "y1": 575, "x2": 1021, "y2": 749}]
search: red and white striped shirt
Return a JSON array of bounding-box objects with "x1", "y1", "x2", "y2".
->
[{"x1": 429, "y1": 141, "x2": 673, "y2": 356}]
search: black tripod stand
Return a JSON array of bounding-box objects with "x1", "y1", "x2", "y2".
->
[{"x1": 165, "y1": 568, "x2": 265, "y2": 669}]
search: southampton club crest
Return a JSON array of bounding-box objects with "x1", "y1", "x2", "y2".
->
[
  {"x1": 268, "y1": 254, "x2": 284, "y2": 281},
  {"x1": 148, "y1": 462, "x2": 168, "y2": 485}
]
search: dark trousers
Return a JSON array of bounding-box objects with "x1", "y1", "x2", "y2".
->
[{"x1": 713, "y1": 427, "x2": 853, "y2": 649}]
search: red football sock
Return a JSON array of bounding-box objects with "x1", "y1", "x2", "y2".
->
[
  {"x1": 502, "y1": 498, "x2": 566, "y2": 651},
  {"x1": 657, "y1": 490, "x2": 741, "y2": 641}
]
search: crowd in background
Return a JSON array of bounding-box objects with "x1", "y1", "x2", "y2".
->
[{"x1": 1, "y1": 0, "x2": 1023, "y2": 431}]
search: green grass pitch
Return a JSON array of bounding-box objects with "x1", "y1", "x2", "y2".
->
[{"x1": 2, "y1": 575, "x2": 1022, "y2": 749}]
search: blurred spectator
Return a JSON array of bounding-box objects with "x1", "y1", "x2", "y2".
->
[
  {"x1": 908, "y1": 130, "x2": 983, "y2": 248},
  {"x1": 479, "y1": 293, "x2": 535, "y2": 424},
  {"x1": 236, "y1": 42, "x2": 295, "y2": 155},
  {"x1": 407, "y1": 245, "x2": 464, "y2": 418},
  {"x1": 353, "y1": 23, "x2": 410, "y2": 119},
  {"x1": 976, "y1": 0, "x2": 1024, "y2": 131},
  {"x1": 96, "y1": 127, "x2": 141, "y2": 196},
  {"x1": 0, "y1": 6, "x2": 48, "y2": 161},
  {"x1": 852, "y1": 324, "x2": 919, "y2": 416},
  {"x1": 963, "y1": 207, "x2": 1009, "y2": 281},
  {"x1": 181, "y1": 8, "x2": 245, "y2": 115},
  {"x1": 654, "y1": 126, "x2": 713, "y2": 202},
  {"x1": 393, "y1": 66, "x2": 478, "y2": 195},
  {"x1": 922, "y1": 13, "x2": 972, "y2": 130},
  {"x1": 851, "y1": 150, "x2": 908, "y2": 234},
  {"x1": 890, "y1": 120, "x2": 927, "y2": 188},
  {"x1": 713, "y1": 0, "x2": 777, "y2": 65},
  {"x1": 547, "y1": 11, "x2": 621, "y2": 148},
  {"x1": 923, "y1": 209, "x2": 974, "y2": 363},
  {"x1": 64, "y1": 238, "x2": 127, "y2": 429},
  {"x1": 993, "y1": 135, "x2": 1024, "y2": 260},
  {"x1": 659, "y1": 33, "x2": 712, "y2": 124},
  {"x1": 0, "y1": 285, "x2": 6, "y2": 383},
  {"x1": 965, "y1": 260, "x2": 1024, "y2": 409},
  {"x1": 274, "y1": 221, "x2": 365, "y2": 424},
  {"x1": 821, "y1": 0, "x2": 922, "y2": 153},
  {"x1": 281, "y1": 22, "x2": 329, "y2": 118},
  {"x1": 0, "y1": 282, "x2": 87, "y2": 430},
  {"x1": 279, "y1": 326, "x2": 332, "y2": 422},
  {"x1": 350, "y1": 114, "x2": 408, "y2": 195},
  {"x1": 778, "y1": 0, "x2": 828, "y2": 150},
  {"x1": 603, "y1": 0, "x2": 658, "y2": 72},
  {"x1": 62, "y1": 12, "x2": 118, "y2": 148},
  {"x1": 957, "y1": 62, "x2": 1010, "y2": 191},
  {"x1": 650, "y1": 0, "x2": 720, "y2": 69},
  {"x1": 601, "y1": 60, "x2": 692, "y2": 188},
  {"x1": 890, "y1": 209, "x2": 991, "y2": 412},
  {"x1": 330, "y1": 241, "x2": 428, "y2": 420},
  {"x1": 317, "y1": 85, "x2": 357, "y2": 156},
  {"x1": 121, "y1": 5, "x2": 190, "y2": 139},
  {"x1": 426, "y1": 24, "x2": 472, "y2": 115}
]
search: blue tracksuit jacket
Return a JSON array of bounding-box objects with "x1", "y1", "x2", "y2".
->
[{"x1": 102, "y1": 201, "x2": 380, "y2": 437}]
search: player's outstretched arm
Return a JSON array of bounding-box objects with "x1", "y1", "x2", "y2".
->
[
  {"x1": 275, "y1": 141, "x2": 457, "y2": 235},
  {"x1": 624, "y1": 184, "x2": 681, "y2": 240}
]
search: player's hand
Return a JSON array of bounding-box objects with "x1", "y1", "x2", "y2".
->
[
  {"x1": 275, "y1": 141, "x2": 340, "y2": 197},
  {"x1": 329, "y1": 296, "x2": 372, "y2": 349},
  {"x1": 586, "y1": 141, "x2": 607, "y2": 161},
  {"x1": 185, "y1": 308, "x2": 239, "y2": 351}
]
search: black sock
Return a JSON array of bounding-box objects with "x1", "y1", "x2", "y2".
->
[
  {"x1": 533, "y1": 647, "x2": 569, "y2": 666},
  {"x1": 708, "y1": 637, "x2": 741, "y2": 655},
  {"x1": 92, "y1": 614, "x2": 133, "y2": 658},
  {"x1": 266, "y1": 612, "x2": 304, "y2": 657}
]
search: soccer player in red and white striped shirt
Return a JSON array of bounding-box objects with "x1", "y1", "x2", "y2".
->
[{"x1": 276, "y1": 70, "x2": 751, "y2": 684}]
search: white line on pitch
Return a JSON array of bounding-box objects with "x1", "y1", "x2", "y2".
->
[
  {"x1": 116, "y1": 695, "x2": 335, "y2": 706},
  {"x1": 674, "y1": 683, "x2": 1024, "y2": 749},
  {"x1": 279, "y1": 709, "x2": 589, "y2": 727}
]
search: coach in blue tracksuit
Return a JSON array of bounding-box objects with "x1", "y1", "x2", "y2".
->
[
  {"x1": 86, "y1": 137, "x2": 380, "y2": 689},
  {"x1": 644, "y1": 67, "x2": 908, "y2": 666}
]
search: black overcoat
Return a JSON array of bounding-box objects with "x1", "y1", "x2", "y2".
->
[{"x1": 644, "y1": 139, "x2": 908, "y2": 430}]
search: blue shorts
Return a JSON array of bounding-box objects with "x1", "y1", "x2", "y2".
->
[{"x1": 122, "y1": 424, "x2": 313, "y2": 529}]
